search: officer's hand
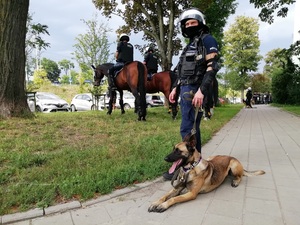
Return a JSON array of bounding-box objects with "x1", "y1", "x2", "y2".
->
[{"x1": 192, "y1": 89, "x2": 204, "y2": 107}]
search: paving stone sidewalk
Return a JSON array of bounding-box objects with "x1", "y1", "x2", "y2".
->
[{"x1": 1, "y1": 104, "x2": 300, "y2": 225}]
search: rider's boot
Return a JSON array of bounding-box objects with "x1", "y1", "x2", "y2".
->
[{"x1": 108, "y1": 74, "x2": 117, "y2": 91}]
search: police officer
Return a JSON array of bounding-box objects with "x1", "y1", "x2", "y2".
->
[
  {"x1": 245, "y1": 87, "x2": 253, "y2": 108},
  {"x1": 108, "y1": 33, "x2": 134, "y2": 90},
  {"x1": 166, "y1": 8, "x2": 219, "y2": 180},
  {"x1": 143, "y1": 47, "x2": 158, "y2": 81}
]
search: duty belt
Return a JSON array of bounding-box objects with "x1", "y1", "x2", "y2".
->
[{"x1": 180, "y1": 79, "x2": 198, "y2": 86}]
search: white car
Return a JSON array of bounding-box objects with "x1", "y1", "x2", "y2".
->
[
  {"x1": 117, "y1": 92, "x2": 136, "y2": 109},
  {"x1": 146, "y1": 94, "x2": 164, "y2": 107},
  {"x1": 104, "y1": 91, "x2": 136, "y2": 109},
  {"x1": 29, "y1": 92, "x2": 70, "y2": 113},
  {"x1": 70, "y1": 93, "x2": 104, "y2": 112}
]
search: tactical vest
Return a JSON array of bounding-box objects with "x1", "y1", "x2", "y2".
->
[
  {"x1": 179, "y1": 34, "x2": 208, "y2": 84},
  {"x1": 117, "y1": 42, "x2": 134, "y2": 63},
  {"x1": 146, "y1": 54, "x2": 158, "y2": 70}
]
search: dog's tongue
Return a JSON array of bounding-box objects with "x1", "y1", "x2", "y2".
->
[{"x1": 168, "y1": 159, "x2": 182, "y2": 174}]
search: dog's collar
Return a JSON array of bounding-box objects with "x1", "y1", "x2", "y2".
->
[
  {"x1": 171, "y1": 157, "x2": 202, "y2": 189},
  {"x1": 183, "y1": 157, "x2": 202, "y2": 172}
]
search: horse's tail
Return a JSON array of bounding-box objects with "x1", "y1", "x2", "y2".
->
[{"x1": 137, "y1": 61, "x2": 147, "y2": 118}]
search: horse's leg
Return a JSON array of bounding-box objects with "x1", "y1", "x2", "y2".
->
[
  {"x1": 131, "y1": 89, "x2": 140, "y2": 117},
  {"x1": 119, "y1": 90, "x2": 125, "y2": 114},
  {"x1": 137, "y1": 62, "x2": 147, "y2": 121},
  {"x1": 107, "y1": 90, "x2": 116, "y2": 115},
  {"x1": 134, "y1": 95, "x2": 138, "y2": 114}
]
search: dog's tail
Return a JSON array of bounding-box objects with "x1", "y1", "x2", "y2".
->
[{"x1": 243, "y1": 169, "x2": 265, "y2": 177}]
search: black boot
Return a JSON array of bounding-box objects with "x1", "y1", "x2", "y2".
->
[{"x1": 108, "y1": 74, "x2": 117, "y2": 91}]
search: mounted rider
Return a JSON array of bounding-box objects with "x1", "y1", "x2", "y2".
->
[
  {"x1": 108, "y1": 33, "x2": 134, "y2": 90},
  {"x1": 143, "y1": 47, "x2": 158, "y2": 81}
]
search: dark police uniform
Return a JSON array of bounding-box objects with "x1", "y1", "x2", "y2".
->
[
  {"x1": 177, "y1": 33, "x2": 218, "y2": 152},
  {"x1": 116, "y1": 41, "x2": 134, "y2": 64},
  {"x1": 144, "y1": 52, "x2": 158, "y2": 80}
]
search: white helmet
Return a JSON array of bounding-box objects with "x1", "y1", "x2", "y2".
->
[
  {"x1": 248, "y1": 87, "x2": 252, "y2": 91},
  {"x1": 119, "y1": 33, "x2": 129, "y2": 42},
  {"x1": 179, "y1": 8, "x2": 207, "y2": 37}
]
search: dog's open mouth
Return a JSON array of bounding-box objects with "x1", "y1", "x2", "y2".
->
[{"x1": 169, "y1": 159, "x2": 182, "y2": 174}]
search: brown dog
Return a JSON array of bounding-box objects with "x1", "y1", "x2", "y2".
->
[{"x1": 148, "y1": 133, "x2": 265, "y2": 213}]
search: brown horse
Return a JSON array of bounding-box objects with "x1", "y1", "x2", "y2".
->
[
  {"x1": 92, "y1": 61, "x2": 147, "y2": 121},
  {"x1": 146, "y1": 71, "x2": 179, "y2": 119}
]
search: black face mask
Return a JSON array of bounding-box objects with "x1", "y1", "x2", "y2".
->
[{"x1": 185, "y1": 26, "x2": 200, "y2": 38}]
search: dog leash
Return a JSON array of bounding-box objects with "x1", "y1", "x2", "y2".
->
[
  {"x1": 191, "y1": 105, "x2": 201, "y2": 135},
  {"x1": 171, "y1": 104, "x2": 202, "y2": 189},
  {"x1": 171, "y1": 167, "x2": 189, "y2": 189},
  {"x1": 171, "y1": 157, "x2": 202, "y2": 189}
]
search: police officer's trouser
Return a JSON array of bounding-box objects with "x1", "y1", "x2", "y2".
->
[{"x1": 179, "y1": 84, "x2": 203, "y2": 152}]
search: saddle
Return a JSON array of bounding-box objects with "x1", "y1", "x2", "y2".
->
[{"x1": 113, "y1": 62, "x2": 131, "y2": 77}]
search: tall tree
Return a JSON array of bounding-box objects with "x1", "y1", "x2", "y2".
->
[
  {"x1": 271, "y1": 44, "x2": 300, "y2": 104},
  {"x1": 58, "y1": 59, "x2": 75, "y2": 76},
  {"x1": 0, "y1": 0, "x2": 30, "y2": 118},
  {"x1": 92, "y1": 0, "x2": 237, "y2": 70},
  {"x1": 73, "y1": 14, "x2": 112, "y2": 73},
  {"x1": 193, "y1": 0, "x2": 237, "y2": 50},
  {"x1": 251, "y1": 73, "x2": 271, "y2": 93},
  {"x1": 40, "y1": 58, "x2": 61, "y2": 82},
  {"x1": 263, "y1": 48, "x2": 287, "y2": 78},
  {"x1": 25, "y1": 14, "x2": 50, "y2": 81},
  {"x1": 222, "y1": 16, "x2": 262, "y2": 97},
  {"x1": 249, "y1": 0, "x2": 296, "y2": 24}
]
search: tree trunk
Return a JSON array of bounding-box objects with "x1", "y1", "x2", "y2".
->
[{"x1": 0, "y1": 0, "x2": 31, "y2": 118}]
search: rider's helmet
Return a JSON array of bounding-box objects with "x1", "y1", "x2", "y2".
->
[
  {"x1": 248, "y1": 87, "x2": 252, "y2": 91},
  {"x1": 178, "y1": 8, "x2": 208, "y2": 38},
  {"x1": 147, "y1": 47, "x2": 154, "y2": 53},
  {"x1": 119, "y1": 33, "x2": 130, "y2": 42}
]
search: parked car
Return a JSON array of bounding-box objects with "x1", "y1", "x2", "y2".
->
[
  {"x1": 103, "y1": 91, "x2": 136, "y2": 109},
  {"x1": 70, "y1": 93, "x2": 104, "y2": 112},
  {"x1": 146, "y1": 94, "x2": 164, "y2": 107},
  {"x1": 29, "y1": 92, "x2": 70, "y2": 113},
  {"x1": 115, "y1": 91, "x2": 136, "y2": 109}
]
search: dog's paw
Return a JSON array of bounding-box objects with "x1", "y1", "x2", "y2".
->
[
  {"x1": 231, "y1": 180, "x2": 239, "y2": 187},
  {"x1": 148, "y1": 204, "x2": 158, "y2": 212},
  {"x1": 148, "y1": 203, "x2": 168, "y2": 213}
]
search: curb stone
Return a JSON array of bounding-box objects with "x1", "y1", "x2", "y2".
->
[{"x1": 1, "y1": 177, "x2": 164, "y2": 224}]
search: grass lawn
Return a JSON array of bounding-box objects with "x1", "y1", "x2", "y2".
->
[
  {"x1": 271, "y1": 103, "x2": 300, "y2": 116},
  {"x1": 0, "y1": 104, "x2": 243, "y2": 215}
]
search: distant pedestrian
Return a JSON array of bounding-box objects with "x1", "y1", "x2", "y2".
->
[{"x1": 245, "y1": 87, "x2": 253, "y2": 108}]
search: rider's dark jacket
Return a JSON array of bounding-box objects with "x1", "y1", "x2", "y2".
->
[
  {"x1": 144, "y1": 52, "x2": 158, "y2": 72},
  {"x1": 116, "y1": 41, "x2": 134, "y2": 63}
]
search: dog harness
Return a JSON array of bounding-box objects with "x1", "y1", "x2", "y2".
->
[{"x1": 171, "y1": 157, "x2": 202, "y2": 189}]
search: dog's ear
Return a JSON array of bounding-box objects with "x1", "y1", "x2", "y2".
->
[
  {"x1": 188, "y1": 134, "x2": 196, "y2": 147},
  {"x1": 183, "y1": 133, "x2": 191, "y2": 142},
  {"x1": 183, "y1": 133, "x2": 196, "y2": 147}
]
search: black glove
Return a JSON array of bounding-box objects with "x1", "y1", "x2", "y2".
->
[{"x1": 200, "y1": 70, "x2": 216, "y2": 96}]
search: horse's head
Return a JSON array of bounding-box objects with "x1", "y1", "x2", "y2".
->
[{"x1": 92, "y1": 63, "x2": 113, "y2": 86}]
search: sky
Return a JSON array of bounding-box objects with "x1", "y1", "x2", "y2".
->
[{"x1": 28, "y1": 0, "x2": 299, "y2": 73}]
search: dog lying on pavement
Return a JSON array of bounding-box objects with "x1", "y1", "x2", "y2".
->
[{"x1": 148, "y1": 133, "x2": 265, "y2": 213}]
